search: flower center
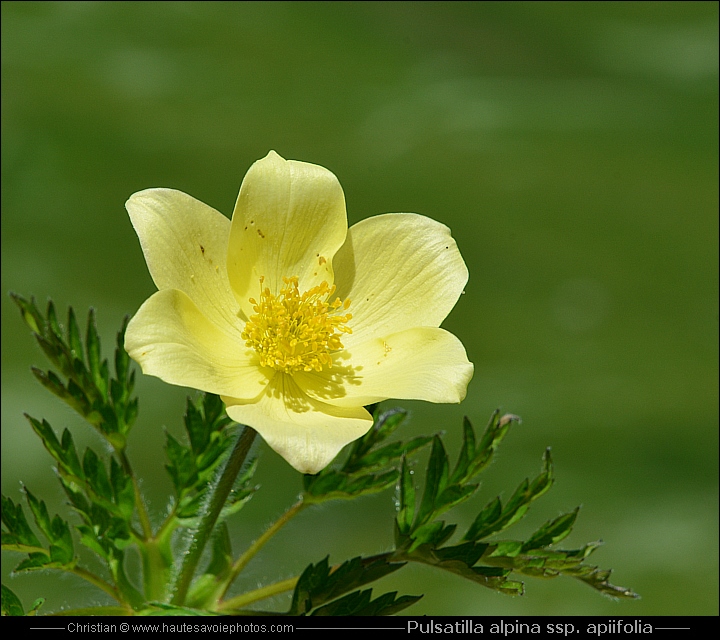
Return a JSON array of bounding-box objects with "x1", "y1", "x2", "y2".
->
[{"x1": 241, "y1": 276, "x2": 352, "y2": 373}]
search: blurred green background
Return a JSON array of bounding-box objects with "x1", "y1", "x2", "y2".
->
[{"x1": 2, "y1": 1, "x2": 717, "y2": 616}]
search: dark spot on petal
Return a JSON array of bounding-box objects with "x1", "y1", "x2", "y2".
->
[{"x1": 257, "y1": 229, "x2": 265, "y2": 238}]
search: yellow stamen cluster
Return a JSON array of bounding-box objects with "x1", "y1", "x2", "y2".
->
[{"x1": 242, "y1": 276, "x2": 352, "y2": 373}]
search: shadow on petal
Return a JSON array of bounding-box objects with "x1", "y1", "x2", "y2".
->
[{"x1": 293, "y1": 350, "x2": 365, "y2": 404}]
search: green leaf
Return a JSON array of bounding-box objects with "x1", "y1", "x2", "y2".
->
[
  {"x1": 25, "y1": 415, "x2": 62, "y2": 466},
  {"x1": 386, "y1": 412, "x2": 638, "y2": 603},
  {"x1": 46, "y1": 300, "x2": 62, "y2": 339},
  {"x1": 165, "y1": 432, "x2": 198, "y2": 496},
  {"x1": 60, "y1": 428, "x2": 84, "y2": 479},
  {"x1": 348, "y1": 436, "x2": 432, "y2": 474},
  {"x1": 304, "y1": 468, "x2": 398, "y2": 503},
  {"x1": 27, "y1": 598, "x2": 45, "y2": 616},
  {"x1": 463, "y1": 411, "x2": 521, "y2": 482},
  {"x1": 395, "y1": 542, "x2": 523, "y2": 596},
  {"x1": 165, "y1": 394, "x2": 252, "y2": 523},
  {"x1": 311, "y1": 589, "x2": 422, "y2": 616},
  {"x1": 14, "y1": 553, "x2": 52, "y2": 572},
  {"x1": 480, "y1": 537, "x2": 638, "y2": 599},
  {"x1": 184, "y1": 396, "x2": 208, "y2": 456},
  {"x1": 114, "y1": 319, "x2": 130, "y2": 391},
  {"x1": 9, "y1": 293, "x2": 43, "y2": 335},
  {"x1": 85, "y1": 308, "x2": 105, "y2": 395},
  {"x1": 83, "y1": 448, "x2": 113, "y2": 502},
  {"x1": 434, "y1": 540, "x2": 489, "y2": 566},
  {"x1": 1, "y1": 495, "x2": 42, "y2": 550},
  {"x1": 449, "y1": 416, "x2": 476, "y2": 484},
  {"x1": 414, "y1": 436, "x2": 449, "y2": 526},
  {"x1": 289, "y1": 555, "x2": 407, "y2": 616},
  {"x1": 30, "y1": 367, "x2": 68, "y2": 402},
  {"x1": 491, "y1": 540, "x2": 523, "y2": 558},
  {"x1": 23, "y1": 488, "x2": 74, "y2": 566},
  {"x1": 1, "y1": 584, "x2": 25, "y2": 616},
  {"x1": 521, "y1": 508, "x2": 579, "y2": 552},
  {"x1": 58, "y1": 477, "x2": 91, "y2": 518},
  {"x1": 464, "y1": 448, "x2": 554, "y2": 541},
  {"x1": 67, "y1": 307, "x2": 83, "y2": 365},
  {"x1": 98, "y1": 360, "x2": 110, "y2": 403},
  {"x1": 13, "y1": 297, "x2": 139, "y2": 443},
  {"x1": 344, "y1": 408, "x2": 409, "y2": 468},
  {"x1": 73, "y1": 498, "x2": 131, "y2": 564},
  {"x1": 566, "y1": 564, "x2": 639, "y2": 599},
  {"x1": 465, "y1": 497, "x2": 501, "y2": 541},
  {"x1": 303, "y1": 407, "x2": 431, "y2": 504},
  {"x1": 23, "y1": 488, "x2": 52, "y2": 544},
  {"x1": 202, "y1": 392, "x2": 225, "y2": 429},
  {"x1": 409, "y1": 521, "x2": 445, "y2": 550},
  {"x1": 76, "y1": 524, "x2": 108, "y2": 558},
  {"x1": 185, "y1": 394, "x2": 233, "y2": 470},
  {"x1": 436, "y1": 483, "x2": 478, "y2": 515},
  {"x1": 396, "y1": 457, "x2": 415, "y2": 535},
  {"x1": 408, "y1": 521, "x2": 456, "y2": 552},
  {"x1": 110, "y1": 457, "x2": 135, "y2": 520},
  {"x1": 25, "y1": 417, "x2": 85, "y2": 488}
]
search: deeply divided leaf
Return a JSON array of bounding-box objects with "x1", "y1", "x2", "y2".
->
[
  {"x1": 11, "y1": 295, "x2": 139, "y2": 441},
  {"x1": 1, "y1": 495, "x2": 42, "y2": 550},
  {"x1": 464, "y1": 448, "x2": 554, "y2": 541},
  {"x1": 289, "y1": 555, "x2": 408, "y2": 616}
]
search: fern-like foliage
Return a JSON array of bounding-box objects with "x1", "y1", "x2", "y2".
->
[{"x1": 2, "y1": 298, "x2": 637, "y2": 617}]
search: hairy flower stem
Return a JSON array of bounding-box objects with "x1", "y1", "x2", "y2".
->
[
  {"x1": 218, "y1": 498, "x2": 306, "y2": 603},
  {"x1": 171, "y1": 425, "x2": 257, "y2": 605}
]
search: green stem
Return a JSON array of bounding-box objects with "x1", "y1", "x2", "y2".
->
[
  {"x1": 219, "y1": 498, "x2": 306, "y2": 602},
  {"x1": 118, "y1": 449, "x2": 153, "y2": 540},
  {"x1": 54, "y1": 606, "x2": 133, "y2": 616},
  {"x1": 217, "y1": 553, "x2": 393, "y2": 613},
  {"x1": 71, "y1": 565, "x2": 128, "y2": 606},
  {"x1": 139, "y1": 538, "x2": 170, "y2": 602},
  {"x1": 218, "y1": 577, "x2": 299, "y2": 612},
  {"x1": 171, "y1": 426, "x2": 257, "y2": 605},
  {"x1": 117, "y1": 447, "x2": 164, "y2": 600}
]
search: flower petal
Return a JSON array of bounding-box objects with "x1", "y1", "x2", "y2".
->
[
  {"x1": 126, "y1": 188, "x2": 242, "y2": 335},
  {"x1": 295, "y1": 327, "x2": 473, "y2": 408},
  {"x1": 227, "y1": 151, "x2": 348, "y2": 318},
  {"x1": 333, "y1": 213, "x2": 468, "y2": 343},
  {"x1": 125, "y1": 288, "x2": 271, "y2": 399},
  {"x1": 223, "y1": 375, "x2": 373, "y2": 474}
]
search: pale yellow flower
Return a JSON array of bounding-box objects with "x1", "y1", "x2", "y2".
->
[{"x1": 125, "y1": 151, "x2": 473, "y2": 474}]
